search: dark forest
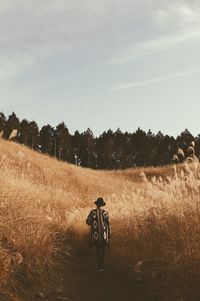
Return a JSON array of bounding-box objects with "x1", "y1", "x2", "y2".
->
[{"x1": 0, "y1": 112, "x2": 199, "y2": 169}]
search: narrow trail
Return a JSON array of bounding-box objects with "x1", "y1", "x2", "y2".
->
[
  {"x1": 1, "y1": 244, "x2": 164, "y2": 301},
  {"x1": 39, "y1": 248, "x2": 161, "y2": 301}
]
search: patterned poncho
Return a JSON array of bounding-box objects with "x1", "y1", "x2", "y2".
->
[{"x1": 86, "y1": 208, "x2": 111, "y2": 247}]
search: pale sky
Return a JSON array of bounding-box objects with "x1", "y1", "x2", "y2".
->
[{"x1": 1, "y1": 0, "x2": 200, "y2": 136}]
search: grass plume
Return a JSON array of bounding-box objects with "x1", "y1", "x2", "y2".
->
[{"x1": 1, "y1": 139, "x2": 200, "y2": 299}]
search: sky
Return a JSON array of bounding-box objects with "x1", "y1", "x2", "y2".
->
[{"x1": 1, "y1": 0, "x2": 200, "y2": 137}]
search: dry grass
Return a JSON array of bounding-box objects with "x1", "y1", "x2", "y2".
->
[{"x1": 1, "y1": 139, "x2": 200, "y2": 299}]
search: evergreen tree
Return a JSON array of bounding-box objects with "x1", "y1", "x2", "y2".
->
[
  {"x1": 0, "y1": 112, "x2": 6, "y2": 133},
  {"x1": 80, "y1": 128, "x2": 95, "y2": 167},
  {"x1": 96, "y1": 130, "x2": 115, "y2": 169},
  {"x1": 28, "y1": 121, "x2": 39, "y2": 149},
  {"x1": 18, "y1": 119, "x2": 39, "y2": 149},
  {"x1": 18, "y1": 119, "x2": 29, "y2": 145},
  {"x1": 4, "y1": 112, "x2": 20, "y2": 139},
  {"x1": 71, "y1": 130, "x2": 82, "y2": 165},
  {"x1": 55, "y1": 122, "x2": 71, "y2": 161},
  {"x1": 123, "y1": 132, "x2": 135, "y2": 168},
  {"x1": 113, "y1": 128, "x2": 125, "y2": 169},
  {"x1": 131, "y1": 128, "x2": 148, "y2": 166},
  {"x1": 153, "y1": 132, "x2": 175, "y2": 166},
  {"x1": 2, "y1": 110, "x2": 200, "y2": 169},
  {"x1": 39, "y1": 125, "x2": 55, "y2": 155}
]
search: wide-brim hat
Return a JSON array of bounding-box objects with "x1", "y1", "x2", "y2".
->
[{"x1": 94, "y1": 198, "x2": 106, "y2": 207}]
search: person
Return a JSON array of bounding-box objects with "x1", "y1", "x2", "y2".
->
[{"x1": 86, "y1": 198, "x2": 111, "y2": 272}]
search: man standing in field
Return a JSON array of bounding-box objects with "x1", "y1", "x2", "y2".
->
[{"x1": 86, "y1": 198, "x2": 111, "y2": 272}]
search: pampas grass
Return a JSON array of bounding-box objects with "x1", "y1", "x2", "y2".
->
[{"x1": 1, "y1": 139, "x2": 200, "y2": 299}]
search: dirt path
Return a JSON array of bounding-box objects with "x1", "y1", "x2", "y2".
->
[
  {"x1": 6, "y1": 244, "x2": 163, "y2": 301},
  {"x1": 41, "y1": 248, "x2": 161, "y2": 301}
]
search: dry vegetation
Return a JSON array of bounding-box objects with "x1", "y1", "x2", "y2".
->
[{"x1": 1, "y1": 139, "x2": 200, "y2": 300}]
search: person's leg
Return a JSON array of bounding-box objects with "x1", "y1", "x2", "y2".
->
[
  {"x1": 95, "y1": 244, "x2": 101, "y2": 271},
  {"x1": 98, "y1": 243, "x2": 105, "y2": 271}
]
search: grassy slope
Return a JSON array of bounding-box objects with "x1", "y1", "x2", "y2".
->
[
  {"x1": 1, "y1": 139, "x2": 200, "y2": 300},
  {"x1": 0, "y1": 139, "x2": 139, "y2": 299}
]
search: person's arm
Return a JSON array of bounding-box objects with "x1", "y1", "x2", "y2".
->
[
  {"x1": 107, "y1": 213, "x2": 111, "y2": 239},
  {"x1": 86, "y1": 211, "x2": 93, "y2": 225}
]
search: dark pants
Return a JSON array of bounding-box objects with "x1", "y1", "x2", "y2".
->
[{"x1": 95, "y1": 242, "x2": 105, "y2": 270}]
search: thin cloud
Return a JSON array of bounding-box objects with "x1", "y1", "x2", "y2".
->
[
  {"x1": 111, "y1": 68, "x2": 200, "y2": 90},
  {"x1": 110, "y1": 28, "x2": 200, "y2": 65},
  {"x1": 110, "y1": 2, "x2": 200, "y2": 65}
]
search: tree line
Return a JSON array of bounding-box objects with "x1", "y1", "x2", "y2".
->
[{"x1": 0, "y1": 112, "x2": 199, "y2": 169}]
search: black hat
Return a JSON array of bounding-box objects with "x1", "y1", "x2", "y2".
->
[{"x1": 94, "y1": 198, "x2": 106, "y2": 207}]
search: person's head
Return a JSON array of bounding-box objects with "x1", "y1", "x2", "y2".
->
[{"x1": 94, "y1": 197, "x2": 106, "y2": 208}]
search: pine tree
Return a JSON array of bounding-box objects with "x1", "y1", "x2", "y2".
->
[
  {"x1": 71, "y1": 130, "x2": 82, "y2": 165},
  {"x1": 96, "y1": 130, "x2": 115, "y2": 169},
  {"x1": 39, "y1": 125, "x2": 55, "y2": 155},
  {"x1": 0, "y1": 112, "x2": 6, "y2": 133},
  {"x1": 28, "y1": 121, "x2": 39, "y2": 149},
  {"x1": 4, "y1": 112, "x2": 20, "y2": 139},
  {"x1": 55, "y1": 122, "x2": 71, "y2": 161},
  {"x1": 18, "y1": 119, "x2": 29, "y2": 145},
  {"x1": 80, "y1": 128, "x2": 95, "y2": 167}
]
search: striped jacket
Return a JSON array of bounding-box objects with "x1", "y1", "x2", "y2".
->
[{"x1": 86, "y1": 208, "x2": 111, "y2": 247}]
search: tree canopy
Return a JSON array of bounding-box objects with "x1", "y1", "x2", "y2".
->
[{"x1": 0, "y1": 111, "x2": 198, "y2": 170}]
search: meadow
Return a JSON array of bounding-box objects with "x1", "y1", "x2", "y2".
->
[{"x1": 0, "y1": 138, "x2": 200, "y2": 300}]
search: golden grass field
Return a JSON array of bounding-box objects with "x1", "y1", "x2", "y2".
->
[{"x1": 1, "y1": 138, "x2": 200, "y2": 300}]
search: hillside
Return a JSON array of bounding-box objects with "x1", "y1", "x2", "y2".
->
[{"x1": 1, "y1": 139, "x2": 200, "y2": 300}]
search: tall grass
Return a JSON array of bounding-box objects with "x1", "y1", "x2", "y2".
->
[{"x1": 1, "y1": 139, "x2": 200, "y2": 299}]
